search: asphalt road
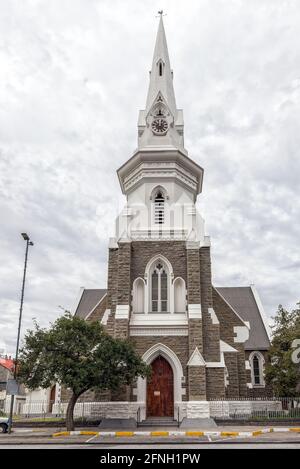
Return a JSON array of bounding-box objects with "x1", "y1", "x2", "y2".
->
[{"x1": 1, "y1": 442, "x2": 300, "y2": 449}]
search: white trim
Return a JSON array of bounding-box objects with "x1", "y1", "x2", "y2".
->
[
  {"x1": 200, "y1": 236, "x2": 211, "y2": 247},
  {"x1": 206, "y1": 351, "x2": 226, "y2": 368},
  {"x1": 187, "y1": 347, "x2": 206, "y2": 366},
  {"x1": 130, "y1": 313, "x2": 188, "y2": 327},
  {"x1": 208, "y1": 307, "x2": 219, "y2": 325},
  {"x1": 206, "y1": 361, "x2": 226, "y2": 368},
  {"x1": 85, "y1": 293, "x2": 107, "y2": 321},
  {"x1": 220, "y1": 340, "x2": 238, "y2": 353},
  {"x1": 185, "y1": 241, "x2": 200, "y2": 250},
  {"x1": 130, "y1": 327, "x2": 188, "y2": 336},
  {"x1": 234, "y1": 325, "x2": 250, "y2": 343},
  {"x1": 100, "y1": 308, "x2": 110, "y2": 325},
  {"x1": 115, "y1": 304, "x2": 130, "y2": 320},
  {"x1": 250, "y1": 284, "x2": 272, "y2": 341},
  {"x1": 188, "y1": 304, "x2": 202, "y2": 319}
]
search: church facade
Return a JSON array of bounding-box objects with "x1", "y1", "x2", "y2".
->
[{"x1": 73, "y1": 17, "x2": 271, "y2": 421}]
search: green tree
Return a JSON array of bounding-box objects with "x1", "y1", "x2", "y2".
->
[
  {"x1": 17, "y1": 314, "x2": 150, "y2": 430},
  {"x1": 265, "y1": 302, "x2": 300, "y2": 397}
]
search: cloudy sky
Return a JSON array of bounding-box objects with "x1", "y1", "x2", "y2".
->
[{"x1": 0, "y1": 0, "x2": 299, "y2": 354}]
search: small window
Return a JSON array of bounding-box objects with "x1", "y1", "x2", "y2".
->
[
  {"x1": 253, "y1": 356, "x2": 260, "y2": 385},
  {"x1": 250, "y1": 352, "x2": 265, "y2": 387},
  {"x1": 159, "y1": 62, "x2": 163, "y2": 76},
  {"x1": 154, "y1": 191, "x2": 164, "y2": 225}
]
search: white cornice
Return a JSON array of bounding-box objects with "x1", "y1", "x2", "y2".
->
[
  {"x1": 130, "y1": 313, "x2": 188, "y2": 327},
  {"x1": 130, "y1": 327, "x2": 188, "y2": 336},
  {"x1": 117, "y1": 148, "x2": 203, "y2": 196}
]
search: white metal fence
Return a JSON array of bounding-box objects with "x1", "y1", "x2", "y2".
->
[
  {"x1": 1, "y1": 397, "x2": 300, "y2": 421},
  {"x1": 209, "y1": 397, "x2": 300, "y2": 420}
]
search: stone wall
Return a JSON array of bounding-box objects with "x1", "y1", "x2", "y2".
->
[{"x1": 86, "y1": 295, "x2": 107, "y2": 323}]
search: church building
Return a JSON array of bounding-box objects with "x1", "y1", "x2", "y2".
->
[{"x1": 73, "y1": 16, "x2": 271, "y2": 421}]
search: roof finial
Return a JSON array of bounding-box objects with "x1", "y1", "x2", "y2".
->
[{"x1": 156, "y1": 10, "x2": 166, "y2": 18}]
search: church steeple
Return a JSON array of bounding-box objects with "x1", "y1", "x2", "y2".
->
[
  {"x1": 145, "y1": 14, "x2": 177, "y2": 117},
  {"x1": 137, "y1": 14, "x2": 184, "y2": 150}
]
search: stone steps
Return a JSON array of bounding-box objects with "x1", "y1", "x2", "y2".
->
[{"x1": 139, "y1": 417, "x2": 178, "y2": 427}]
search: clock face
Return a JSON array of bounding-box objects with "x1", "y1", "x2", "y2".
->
[{"x1": 151, "y1": 118, "x2": 168, "y2": 135}]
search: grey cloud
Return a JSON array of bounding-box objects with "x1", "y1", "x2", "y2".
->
[{"x1": 0, "y1": 0, "x2": 299, "y2": 353}]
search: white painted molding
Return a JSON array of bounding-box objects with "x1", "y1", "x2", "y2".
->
[
  {"x1": 200, "y1": 236, "x2": 211, "y2": 247},
  {"x1": 220, "y1": 340, "x2": 238, "y2": 353},
  {"x1": 247, "y1": 383, "x2": 253, "y2": 389},
  {"x1": 115, "y1": 304, "x2": 130, "y2": 320},
  {"x1": 245, "y1": 360, "x2": 251, "y2": 370},
  {"x1": 130, "y1": 327, "x2": 188, "y2": 336},
  {"x1": 130, "y1": 313, "x2": 188, "y2": 327},
  {"x1": 206, "y1": 351, "x2": 226, "y2": 368},
  {"x1": 234, "y1": 325, "x2": 250, "y2": 343},
  {"x1": 100, "y1": 308, "x2": 110, "y2": 325},
  {"x1": 208, "y1": 307, "x2": 219, "y2": 325},
  {"x1": 206, "y1": 361, "x2": 226, "y2": 368},
  {"x1": 185, "y1": 241, "x2": 200, "y2": 250},
  {"x1": 187, "y1": 347, "x2": 206, "y2": 366},
  {"x1": 108, "y1": 237, "x2": 119, "y2": 249},
  {"x1": 188, "y1": 304, "x2": 202, "y2": 319}
]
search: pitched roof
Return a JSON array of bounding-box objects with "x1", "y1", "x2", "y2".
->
[
  {"x1": 216, "y1": 286, "x2": 271, "y2": 350},
  {"x1": 0, "y1": 357, "x2": 14, "y2": 372},
  {"x1": 74, "y1": 289, "x2": 107, "y2": 319}
]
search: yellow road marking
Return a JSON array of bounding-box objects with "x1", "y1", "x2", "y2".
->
[{"x1": 150, "y1": 431, "x2": 169, "y2": 436}]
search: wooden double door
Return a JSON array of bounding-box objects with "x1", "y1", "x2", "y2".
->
[{"x1": 146, "y1": 355, "x2": 174, "y2": 417}]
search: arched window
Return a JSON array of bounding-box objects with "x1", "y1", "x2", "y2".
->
[
  {"x1": 154, "y1": 191, "x2": 165, "y2": 225},
  {"x1": 151, "y1": 261, "x2": 169, "y2": 312},
  {"x1": 132, "y1": 278, "x2": 145, "y2": 313},
  {"x1": 250, "y1": 352, "x2": 265, "y2": 386},
  {"x1": 174, "y1": 277, "x2": 186, "y2": 313}
]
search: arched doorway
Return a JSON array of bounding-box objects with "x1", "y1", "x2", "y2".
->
[{"x1": 146, "y1": 355, "x2": 174, "y2": 417}]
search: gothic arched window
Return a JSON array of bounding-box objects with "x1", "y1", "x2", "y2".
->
[
  {"x1": 151, "y1": 262, "x2": 168, "y2": 312},
  {"x1": 174, "y1": 277, "x2": 186, "y2": 313},
  {"x1": 132, "y1": 278, "x2": 145, "y2": 313},
  {"x1": 250, "y1": 351, "x2": 265, "y2": 386},
  {"x1": 154, "y1": 191, "x2": 165, "y2": 225}
]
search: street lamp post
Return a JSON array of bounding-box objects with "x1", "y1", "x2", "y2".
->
[{"x1": 7, "y1": 233, "x2": 34, "y2": 434}]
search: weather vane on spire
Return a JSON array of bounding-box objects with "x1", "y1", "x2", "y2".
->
[{"x1": 156, "y1": 10, "x2": 166, "y2": 18}]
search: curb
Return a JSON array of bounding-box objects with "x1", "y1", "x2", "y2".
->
[{"x1": 52, "y1": 427, "x2": 300, "y2": 438}]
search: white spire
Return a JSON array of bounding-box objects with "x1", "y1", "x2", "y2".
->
[
  {"x1": 145, "y1": 15, "x2": 177, "y2": 116},
  {"x1": 137, "y1": 14, "x2": 184, "y2": 150}
]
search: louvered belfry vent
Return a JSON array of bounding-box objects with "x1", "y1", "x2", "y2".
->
[{"x1": 154, "y1": 191, "x2": 164, "y2": 224}]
